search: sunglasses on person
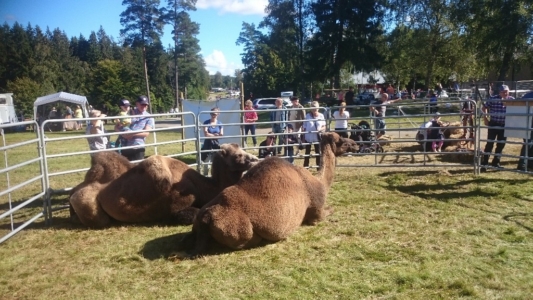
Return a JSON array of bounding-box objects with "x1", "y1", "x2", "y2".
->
[{"x1": 139, "y1": 103, "x2": 148, "y2": 107}]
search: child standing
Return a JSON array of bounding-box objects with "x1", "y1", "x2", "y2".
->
[
  {"x1": 429, "y1": 113, "x2": 445, "y2": 152},
  {"x1": 115, "y1": 99, "x2": 132, "y2": 148},
  {"x1": 86, "y1": 110, "x2": 108, "y2": 151}
]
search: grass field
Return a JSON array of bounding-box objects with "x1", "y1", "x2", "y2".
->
[{"x1": 1, "y1": 107, "x2": 533, "y2": 299}]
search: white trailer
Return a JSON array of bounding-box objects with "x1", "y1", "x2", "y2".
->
[{"x1": 0, "y1": 93, "x2": 19, "y2": 125}]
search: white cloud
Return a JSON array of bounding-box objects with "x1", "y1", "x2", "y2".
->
[
  {"x1": 196, "y1": 0, "x2": 268, "y2": 15},
  {"x1": 204, "y1": 50, "x2": 243, "y2": 76}
]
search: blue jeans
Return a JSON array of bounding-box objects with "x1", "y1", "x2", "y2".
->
[{"x1": 244, "y1": 124, "x2": 257, "y2": 144}]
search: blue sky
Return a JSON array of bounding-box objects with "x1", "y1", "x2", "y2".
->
[{"x1": 0, "y1": 0, "x2": 268, "y2": 76}]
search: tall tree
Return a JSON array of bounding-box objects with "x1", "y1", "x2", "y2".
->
[
  {"x1": 307, "y1": 0, "x2": 385, "y2": 89},
  {"x1": 162, "y1": 0, "x2": 196, "y2": 108},
  {"x1": 458, "y1": 0, "x2": 533, "y2": 81},
  {"x1": 120, "y1": 0, "x2": 164, "y2": 110}
]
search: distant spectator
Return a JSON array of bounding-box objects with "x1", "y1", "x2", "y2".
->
[
  {"x1": 86, "y1": 109, "x2": 108, "y2": 151},
  {"x1": 269, "y1": 98, "x2": 287, "y2": 154},
  {"x1": 302, "y1": 101, "x2": 326, "y2": 168},
  {"x1": 332, "y1": 102, "x2": 350, "y2": 138},
  {"x1": 243, "y1": 99, "x2": 258, "y2": 147},
  {"x1": 48, "y1": 107, "x2": 57, "y2": 119},
  {"x1": 74, "y1": 105, "x2": 83, "y2": 130},
  {"x1": 344, "y1": 86, "x2": 355, "y2": 107},
  {"x1": 429, "y1": 113, "x2": 445, "y2": 152},
  {"x1": 370, "y1": 93, "x2": 402, "y2": 139},
  {"x1": 201, "y1": 107, "x2": 223, "y2": 162},
  {"x1": 337, "y1": 89, "x2": 345, "y2": 106},
  {"x1": 386, "y1": 84, "x2": 395, "y2": 99},
  {"x1": 259, "y1": 132, "x2": 277, "y2": 159},
  {"x1": 428, "y1": 91, "x2": 438, "y2": 114},
  {"x1": 287, "y1": 96, "x2": 305, "y2": 132},
  {"x1": 115, "y1": 99, "x2": 132, "y2": 148}
]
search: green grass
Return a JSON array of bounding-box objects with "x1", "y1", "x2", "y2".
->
[{"x1": 1, "y1": 116, "x2": 533, "y2": 299}]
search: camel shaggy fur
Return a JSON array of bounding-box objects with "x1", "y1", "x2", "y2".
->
[
  {"x1": 184, "y1": 132, "x2": 357, "y2": 255},
  {"x1": 69, "y1": 144, "x2": 258, "y2": 228}
]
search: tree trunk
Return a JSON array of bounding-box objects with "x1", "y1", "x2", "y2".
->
[{"x1": 142, "y1": 45, "x2": 152, "y2": 113}]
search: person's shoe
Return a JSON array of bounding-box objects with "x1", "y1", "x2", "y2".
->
[
  {"x1": 480, "y1": 167, "x2": 487, "y2": 173},
  {"x1": 491, "y1": 163, "x2": 503, "y2": 169}
]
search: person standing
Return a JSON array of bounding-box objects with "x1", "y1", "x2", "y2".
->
[
  {"x1": 481, "y1": 85, "x2": 512, "y2": 172},
  {"x1": 74, "y1": 105, "x2": 83, "y2": 130},
  {"x1": 269, "y1": 98, "x2": 287, "y2": 154},
  {"x1": 302, "y1": 101, "x2": 326, "y2": 168},
  {"x1": 243, "y1": 100, "x2": 258, "y2": 147},
  {"x1": 114, "y1": 95, "x2": 155, "y2": 161},
  {"x1": 370, "y1": 93, "x2": 402, "y2": 139},
  {"x1": 202, "y1": 107, "x2": 223, "y2": 162},
  {"x1": 86, "y1": 109, "x2": 108, "y2": 151},
  {"x1": 337, "y1": 89, "x2": 345, "y2": 106},
  {"x1": 344, "y1": 86, "x2": 355, "y2": 108},
  {"x1": 286, "y1": 96, "x2": 306, "y2": 157},
  {"x1": 332, "y1": 102, "x2": 350, "y2": 138},
  {"x1": 287, "y1": 96, "x2": 306, "y2": 132},
  {"x1": 428, "y1": 91, "x2": 438, "y2": 114}
]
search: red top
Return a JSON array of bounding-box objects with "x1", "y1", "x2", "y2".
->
[{"x1": 244, "y1": 107, "x2": 258, "y2": 123}]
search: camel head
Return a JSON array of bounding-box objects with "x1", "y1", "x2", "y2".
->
[
  {"x1": 320, "y1": 132, "x2": 358, "y2": 156},
  {"x1": 214, "y1": 143, "x2": 259, "y2": 172}
]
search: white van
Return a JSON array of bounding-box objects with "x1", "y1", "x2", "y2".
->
[{"x1": 0, "y1": 93, "x2": 19, "y2": 125}]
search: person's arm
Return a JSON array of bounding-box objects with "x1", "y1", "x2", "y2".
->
[
  {"x1": 482, "y1": 105, "x2": 489, "y2": 125},
  {"x1": 218, "y1": 124, "x2": 224, "y2": 136}
]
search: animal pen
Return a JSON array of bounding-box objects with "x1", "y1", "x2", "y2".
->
[{"x1": 1, "y1": 97, "x2": 532, "y2": 243}]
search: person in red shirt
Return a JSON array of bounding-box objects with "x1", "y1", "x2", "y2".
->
[{"x1": 243, "y1": 99, "x2": 258, "y2": 147}]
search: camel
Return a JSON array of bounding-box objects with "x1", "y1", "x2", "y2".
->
[
  {"x1": 69, "y1": 144, "x2": 259, "y2": 228},
  {"x1": 183, "y1": 132, "x2": 358, "y2": 256}
]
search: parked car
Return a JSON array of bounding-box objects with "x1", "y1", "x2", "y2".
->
[
  {"x1": 252, "y1": 98, "x2": 292, "y2": 110},
  {"x1": 356, "y1": 90, "x2": 378, "y2": 105},
  {"x1": 522, "y1": 91, "x2": 533, "y2": 99},
  {"x1": 253, "y1": 98, "x2": 277, "y2": 110}
]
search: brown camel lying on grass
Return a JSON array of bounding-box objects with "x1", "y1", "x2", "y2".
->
[
  {"x1": 69, "y1": 144, "x2": 259, "y2": 228},
  {"x1": 182, "y1": 132, "x2": 357, "y2": 256}
]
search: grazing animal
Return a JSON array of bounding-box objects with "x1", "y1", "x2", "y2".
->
[
  {"x1": 184, "y1": 132, "x2": 357, "y2": 255},
  {"x1": 69, "y1": 144, "x2": 258, "y2": 228}
]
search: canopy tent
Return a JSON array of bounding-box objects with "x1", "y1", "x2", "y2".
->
[{"x1": 33, "y1": 92, "x2": 90, "y2": 121}]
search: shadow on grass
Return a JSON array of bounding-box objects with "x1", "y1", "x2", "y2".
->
[{"x1": 503, "y1": 213, "x2": 533, "y2": 232}]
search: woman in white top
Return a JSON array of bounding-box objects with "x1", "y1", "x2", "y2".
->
[
  {"x1": 302, "y1": 101, "x2": 326, "y2": 168},
  {"x1": 332, "y1": 102, "x2": 350, "y2": 138}
]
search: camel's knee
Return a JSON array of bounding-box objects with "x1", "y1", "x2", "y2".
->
[
  {"x1": 172, "y1": 207, "x2": 199, "y2": 225},
  {"x1": 303, "y1": 206, "x2": 330, "y2": 225},
  {"x1": 208, "y1": 208, "x2": 255, "y2": 250},
  {"x1": 70, "y1": 188, "x2": 112, "y2": 228}
]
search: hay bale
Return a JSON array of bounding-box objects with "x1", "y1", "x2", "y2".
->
[
  {"x1": 378, "y1": 135, "x2": 393, "y2": 146},
  {"x1": 441, "y1": 147, "x2": 475, "y2": 163}
]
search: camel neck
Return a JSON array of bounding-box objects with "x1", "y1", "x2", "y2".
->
[{"x1": 317, "y1": 141, "x2": 336, "y2": 192}]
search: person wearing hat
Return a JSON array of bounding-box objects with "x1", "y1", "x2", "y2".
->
[
  {"x1": 480, "y1": 84, "x2": 513, "y2": 172},
  {"x1": 302, "y1": 101, "x2": 326, "y2": 168},
  {"x1": 114, "y1": 95, "x2": 155, "y2": 161},
  {"x1": 117, "y1": 99, "x2": 132, "y2": 128},
  {"x1": 114, "y1": 99, "x2": 132, "y2": 149},
  {"x1": 86, "y1": 109, "x2": 108, "y2": 151}
]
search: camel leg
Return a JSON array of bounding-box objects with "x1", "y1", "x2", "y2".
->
[
  {"x1": 303, "y1": 206, "x2": 331, "y2": 225},
  {"x1": 205, "y1": 206, "x2": 259, "y2": 250},
  {"x1": 172, "y1": 207, "x2": 199, "y2": 225},
  {"x1": 69, "y1": 185, "x2": 112, "y2": 228}
]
